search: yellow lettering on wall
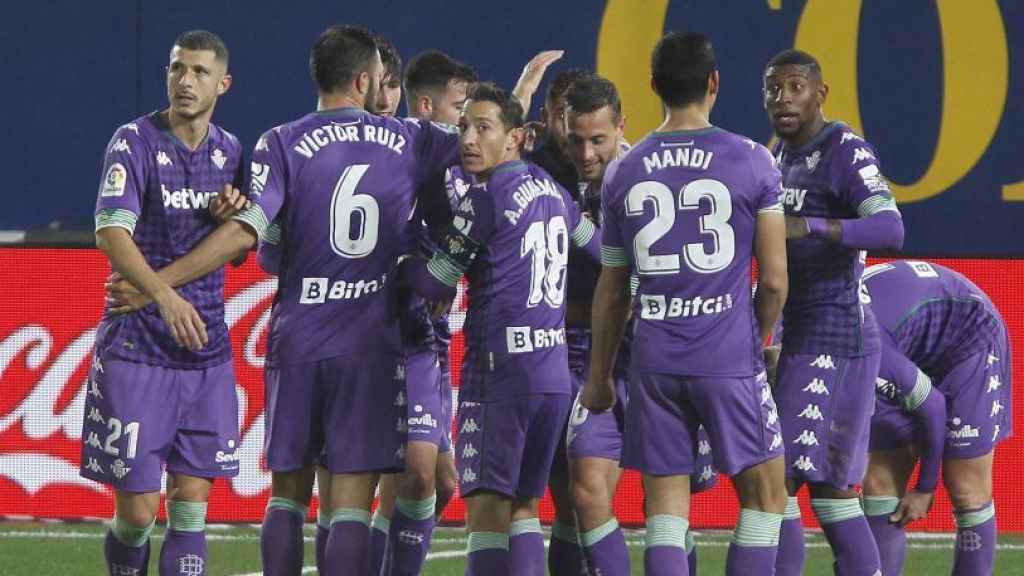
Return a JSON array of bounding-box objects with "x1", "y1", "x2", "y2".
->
[
  {"x1": 596, "y1": 0, "x2": 670, "y2": 143},
  {"x1": 794, "y1": 1, "x2": 1008, "y2": 204},
  {"x1": 1003, "y1": 181, "x2": 1024, "y2": 201}
]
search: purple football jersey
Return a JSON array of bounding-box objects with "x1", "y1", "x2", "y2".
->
[
  {"x1": 863, "y1": 260, "x2": 1005, "y2": 373},
  {"x1": 94, "y1": 112, "x2": 244, "y2": 368},
  {"x1": 235, "y1": 109, "x2": 459, "y2": 366},
  {"x1": 426, "y1": 161, "x2": 597, "y2": 401},
  {"x1": 601, "y1": 127, "x2": 782, "y2": 376},
  {"x1": 773, "y1": 122, "x2": 899, "y2": 356}
]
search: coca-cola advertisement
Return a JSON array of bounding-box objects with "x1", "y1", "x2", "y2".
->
[{"x1": 1, "y1": 249, "x2": 1021, "y2": 531}]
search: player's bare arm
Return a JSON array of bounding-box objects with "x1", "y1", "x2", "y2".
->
[
  {"x1": 582, "y1": 264, "x2": 630, "y2": 412},
  {"x1": 96, "y1": 228, "x2": 208, "y2": 351},
  {"x1": 512, "y1": 50, "x2": 564, "y2": 119},
  {"x1": 107, "y1": 211, "x2": 253, "y2": 313}
]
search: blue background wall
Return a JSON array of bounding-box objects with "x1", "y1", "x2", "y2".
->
[{"x1": 2, "y1": 0, "x2": 1021, "y2": 254}]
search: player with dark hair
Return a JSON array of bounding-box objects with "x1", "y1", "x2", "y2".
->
[
  {"x1": 861, "y1": 260, "x2": 1010, "y2": 575},
  {"x1": 404, "y1": 50, "x2": 479, "y2": 126},
  {"x1": 583, "y1": 32, "x2": 789, "y2": 575},
  {"x1": 400, "y1": 81, "x2": 600, "y2": 575},
  {"x1": 529, "y1": 68, "x2": 591, "y2": 194},
  {"x1": 107, "y1": 24, "x2": 462, "y2": 574},
  {"x1": 83, "y1": 29, "x2": 246, "y2": 576},
  {"x1": 558, "y1": 72, "x2": 632, "y2": 575},
  {"x1": 763, "y1": 48, "x2": 904, "y2": 575},
  {"x1": 373, "y1": 33, "x2": 403, "y2": 117}
]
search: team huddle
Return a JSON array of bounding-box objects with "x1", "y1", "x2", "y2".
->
[{"x1": 81, "y1": 24, "x2": 1011, "y2": 576}]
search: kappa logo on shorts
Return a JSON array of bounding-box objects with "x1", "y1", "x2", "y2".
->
[
  {"x1": 88, "y1": 378, "x2": 103, "y2": 399},
  {"x1": 769, "y1": 433, "x2": 782, "y2": 451},
  {"x1": 460, "y1": 418, "x2": 480, "y2": 434},
  {"x1": 988, "y1": 375, "x2": 1002, "y2": 393},
  {"x1": 698, "y1": 466, "x2": 715, "y2": 483},
  {"x1": 395, "y1": 418, "x2": 408, "y2": 433},
  {"x1": 87, "y1": 407, "x2": 105, "y2": 424},
  {"x1": 698, "y1": 439, "x2": 712, "y2": 456},
  {"x1": 798, "y1": 404, "x2": 824, "y2": 421},
  {"x1": 395, "y1": 445, "x2": 406, "y2": 460},
  {"x1": 462, "y1": 443, "x2": 479, "y2": 459},
  {"x1": 991, "y1": 400, "x2": 1005, "y2": 418},
  {"x1": 767, "y1": 408, "x2": 779, "y2": 426},
  {"x1": 394, "y1": 391, "x2": 407, "y2": 407},
  {"x1": 803, "y1": 378, "x2": 830, "y2": 395},
  {"x1": 993, "y1": 425, "x2": 1001, "y2": 442},
  {"x1": 987, "y1": 352, "x2": 1000, "y2": 367},
  {"x1": 809, "y1": 355, "x2": 836, "y2": 370},
  {"x1": 84, "y1": 432, "x2": 103, "y2": 450},
  {"x1": 462, "y1": 468, "x2": 478, "y2": 483},
  {"x1": 85, "y1": 458, "x2": 104, "y2": 475},
  {"x1": 761, "y1": 385, "x2": 773, "y2": 405},
  {"x1": 793, "y1": 455, "x2": 818, "y2": 472},
  {"x1": 794, "y1": 430, "x2": 820, "y2": 446}
]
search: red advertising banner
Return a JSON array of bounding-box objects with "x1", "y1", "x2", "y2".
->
[{"x1": 0, "y1": 249, "x2": 1021, "y2": 531}]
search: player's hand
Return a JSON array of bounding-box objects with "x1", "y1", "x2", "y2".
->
[
  {"x1": 512, "y1": 50, "x2": 564, "y2": 106},
  {"x1": 209, "y1": 184, "x2": 249, "y2": 222},
  {"x1": 763, "y1": 345, "x2": 782, "y2": 387},
  {"x1": 106, "y1": 276, "x2": 151, "y2": 314},
  {"x1": 581, "y1": 376, "x2": 616, "y2": 413},
  {"x1": 891, "y1": 490, "x2": 934, "y2": 527},
  {"x1": 785, "y1": 216, "x2": 810, "y2": 239},
  {"x1": 155, "y1": 289, "x2": 208, "y2": 351}
]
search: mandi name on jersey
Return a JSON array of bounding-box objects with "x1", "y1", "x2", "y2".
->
[{"x1": 642, "y1": 145, "x2": 714, "y2": 174}]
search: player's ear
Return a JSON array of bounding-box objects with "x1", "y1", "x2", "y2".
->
[
  {"x1": 708, "y1": 70, "x2": 720, "y2": 98},
  {"x1": 617, "y1": 114, "x2": 626, "y2": 136},
  {"x1": 217, "y1": 73, "x2": 232, "y2": 96},
  {"x1": 417, "y1": 95, "x2": 433, "y2": 118},
  {"x1": 506, "y1": 126, "x2": 525, "y2": 151},
  {"x1": 355, "y1": 70, "x2": 370, "y2": 98},
  {"x1": 817, "y1": 81, "x2": 829, "y2": 106}
]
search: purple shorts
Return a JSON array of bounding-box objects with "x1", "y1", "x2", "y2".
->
[
  {"x1": 566, "y1": 368, "x2": 628, "y2": 462},
  {"x1": 80, "y1": 357, "x2": 239, "y2": 493},
  {"x1": 439, "y1": 363, "x2": 453, "y2": 454},
  {"x1": 871, "y1": 337, "x2": 1012, "y2": 459},
  {"x1": 456, "y1": 393, "x2": 571, "y2": 499},
  {"x1": 264, "y1": 354, "x2": 405, "y2": 475},
  {"x1": 405, "y1": 350, "x2": 450, "y2": 452},
  {"x1": 776, "y1": 351, "x2": 879, "y2": 489},
  {"x1": 622, "y1": 370, "x2": 781, "y2": 478}
]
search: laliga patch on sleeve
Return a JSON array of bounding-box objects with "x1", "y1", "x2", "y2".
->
[
  {"x1": 858, "y1": 164, "x2": 890, "y2": 194},
  {"x1": 101, "y1": 163, "x2": 127, "y2": 197}
]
